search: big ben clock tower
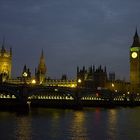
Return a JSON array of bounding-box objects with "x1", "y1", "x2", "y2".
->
[{"x1": 130, "y1": 29, "x2": 140, "y2": 93}]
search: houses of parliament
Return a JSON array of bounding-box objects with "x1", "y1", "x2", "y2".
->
[{"x1": 0, "y1": 30, "x2": 140, "y2": 94}]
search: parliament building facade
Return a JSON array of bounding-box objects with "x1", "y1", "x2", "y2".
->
[{"x1": 1, "y1": 30, "x2": 140, "y2": 93}]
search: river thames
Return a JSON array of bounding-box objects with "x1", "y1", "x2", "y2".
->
[{"x1": 0, "y1": 107, "x2": 140, "y2": 140}]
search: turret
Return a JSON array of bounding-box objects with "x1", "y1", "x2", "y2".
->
[
  {"x1": 38, "y1": 49, "x2": 47, "y2": 74},
  {"x1": 10, "y1": 47, "x2": 12, "y2": 56},
  {"x1": 22, "y1": 64, "x2": 31, "y2": 79},
  {"x1": 92, "y1": 65, "x2": 95, "y2": 72},
  {"x1": 36, "y1": 50, "x2": 47, "y2": 84},
  {"x1": 131, "y1": 28, "x2": 140, "y2": 47},
  {"x1": 0, "y1": 38, "x2": 12, "y2": 81},
  {"x1": 77, "y1": 66, "x2": 79, "y2": 74},
  {"x1": 1, "y1": 37, "x2": 6, "y2": 53},
  {"x1": 130, "y1": 29, "x2": 140, "y2": 93}
]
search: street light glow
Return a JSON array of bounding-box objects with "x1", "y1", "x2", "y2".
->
[
  {"x1": 31, "y1": 79, "x2": 36, "y2": 84},
  {"x1": 111, "y1": 83, "x2": 114, "y2": 87},
  {"x1": 23, "y1": 72, "x2": 28, "y2": 77},
  {"x1": 78, "y1": 79, "x2": 82, "y2": 83}
]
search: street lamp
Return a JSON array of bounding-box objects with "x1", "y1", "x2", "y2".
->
[
  {"x1": 78, "y1": 79, "x2": 82, "y2": 83},
  {"x1": 31, "y1": 79, "x2": 36, "y2": 84},
  {"x1": 77, "y1": 78, "x2": 82, "y2": 88},
  {"x1": 111, "y1": 83, "x2": 114, "y2": 87}
]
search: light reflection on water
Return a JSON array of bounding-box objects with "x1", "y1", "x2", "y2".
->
[
  {"x1": 70, "y1": 111, "x2": 88, "y2": 140},
  {"x1": 107, "y1": 109, "x2": 118, "y2": 140},
  {"x1": 14, "y1": 115, "x2": 32, "y2": 140},
  {"x1": 0, "y1": 107, "x2": 140, "y2": 140}
]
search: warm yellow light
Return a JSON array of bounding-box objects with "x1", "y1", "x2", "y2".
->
[
  {"x1": 71, "y1": 84, "x2": 76, "y2": 88},
  {"x1": 131, "y1": 52, "x2": 137, "y2": 58},
  {"x1": 31, "y1": 79, "x2": 36, "y2": 84},
  {"x1": 111, "y1": 83, "x2": 114, "y2": 87},
  {"x1": 78, "y1": 79, "x2": 82, "y2": 83},
  {"x1": 23, "y1": 72, "x2": 28, "y2": 77}
]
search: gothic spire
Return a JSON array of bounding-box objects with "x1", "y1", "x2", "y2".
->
[
  {"x1": 131, "y1": 28, "x2": 140, "y2": 47},
  {"x1": 41, "y1": 49, "x2": 44, "y2": 59},
  {"x1": 1, "y1": 37, "x2": 6, "y2": 53},
  {"x1": 10, "y1": 47, "x2": 12, "y2": 56},
  {"x1": 38, "y1": 49, "x2": 47, "y2": 74},
  {"x1": 77, "y1": 66, "x2": 79, "y2": 73},
  {"x1": 23, "y1": 64, "x2": 27, "y2": 72}
]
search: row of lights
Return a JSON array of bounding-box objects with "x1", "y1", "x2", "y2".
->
[
  {"x1": 28, "y1": 95, "x2": 74, "y2": 100},
  {"x1": 82, "y1": 97, "x2": 103, "y2": 101},
  {"x1": 0, "y1": 94, "x2": 16, "y2": 99},
  {"x1": 23, "y1": 72, "x2": 82, "y2": 86},
  {"x1": 23, "y1": 72, "x2": 37, "y2": 84}
]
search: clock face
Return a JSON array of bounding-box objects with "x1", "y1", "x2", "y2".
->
[
  {"x1": 23, "y1": 72, "x2": 28, "y2": 77},
  {"x1": 131, "y1": 52, "x2": 138, "y2": 58}
]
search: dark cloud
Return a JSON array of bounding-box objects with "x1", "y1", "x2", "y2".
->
[{"x1": 0, "y1": 0, "x2": 139, "y2": 80}]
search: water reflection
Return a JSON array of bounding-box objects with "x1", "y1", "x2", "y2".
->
[
  {"x1": 107, "y1": 109, "x2": 118, "y2": 140},
  {"x1": 14, "y1": 115, "x2": 32, "y2": 140},
  {"x1": 94, "y1": 108, "x2": 101, "y2": 124},
  {"x1": 70, "y1": 111, "x2": 88, "y2": 140},
  {"x1": 1, "y1": 107, "x2": 140, "y2": 140},
  {"x1": 47, "y1": 110, "x2": 63, "y2": 139}
]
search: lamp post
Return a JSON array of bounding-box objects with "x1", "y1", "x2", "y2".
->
[
  {"x1": 17, "y1": 71, "x2": 29, "y2": 112},
  {"x1": 111, "y1": 83, "x2": 114, "y2": 88},
  {"x1": 111, "y1": 83, "x2": 115, "y2": 91},
  {"x1": 75, "y1": 78, "x2": 82, "y2": 109},
  {"x1": 78, "y1": 79, "x2": 82, "y2": 83},
  {"x1": 77, "y1": 78, "x2": 82, "y2": 88}
]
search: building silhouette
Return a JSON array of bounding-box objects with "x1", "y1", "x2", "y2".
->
[
  {"x1": 22, "y1": 65, "x2": 31, "y2": 79},
  {"x1": 3, "y1": 29, "x2": 140, "y2": 94},
  {"x1": 130, "y1": 29, "x2": 140, "y2": 93},
  {"x1": 77, "y1": 65, "x2": 107, "y2": 89},
  {"x1": 0, "y1": 39, "x2": 12, "y2": 82},
  {"x1": 35, "y1": 50, "x2": 47, "y2": 84}
]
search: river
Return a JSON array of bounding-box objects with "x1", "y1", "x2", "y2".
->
[{"x1": 0, "y1": 107, "x2": 140, "y2": 140}]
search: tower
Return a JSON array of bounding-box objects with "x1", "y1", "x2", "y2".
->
[
  {"x1": 22, "y1": 65, "x2": 31, "y2": 79},
  {"x1": 0, "y1": 39, "x2": 12, "y2": 82},
  {"x1": 130, "y1": 29, "x2": 140, "y2": 93},
  {"x1": 35, "y1": 50, "x2": 47, "y2": 84}
]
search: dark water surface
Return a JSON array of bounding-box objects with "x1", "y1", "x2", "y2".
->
[{"x1": 0, "y1": 107, "x2": 140, "y2": 140}]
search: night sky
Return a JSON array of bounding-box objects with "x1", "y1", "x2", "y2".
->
[{"x1": 0, "y1": 0, "x2": 140, "y2": 81}]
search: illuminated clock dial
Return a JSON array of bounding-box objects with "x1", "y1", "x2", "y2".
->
[
  {"x1": 131, "y1": 52, "x2": 138, "y2": 58},
  {"x1": 23, "y1": 72, "x2": 28, "y2": 77}
]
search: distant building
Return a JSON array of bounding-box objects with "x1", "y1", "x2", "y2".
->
[
  {"x1": 35, "y1": 50, "x2": 47, "y2": 84},
  {"x1": 106, "y1": 79, "x2": 130, "y2": 93},
  {"x1": 77, "y1": 65, "x2": 107, "y2": 89},
  {"x1": 130, "y1": 29, "x2": 140, "y2": 93},
  {"x1": 4, "y1": 29, "x2": 140, "y2": 93},
  {"x1": 0, "y1": 39, "x2": 12, "y2": 82},
  {"x1": 22, "y1": 64, "x2": 31, "y2": 79},
  {"x1": 45, "y1": 79, "x2": 77, "y2": 88}
]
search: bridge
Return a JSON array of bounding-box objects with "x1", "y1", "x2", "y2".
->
[
  {"x1": 0, "y1": 83, "x2": 81, "y2": 100},
  {"x1": 0, "y1": 83, "x2": 140, "y2": 110},
  {"x1": 0, "y1": 83, "x2": 85, "y2": 109}
]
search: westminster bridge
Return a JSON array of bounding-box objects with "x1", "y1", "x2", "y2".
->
[{"x1": 0, "y1": 83, "x2": 140, "y2": 110}]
